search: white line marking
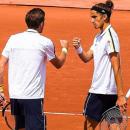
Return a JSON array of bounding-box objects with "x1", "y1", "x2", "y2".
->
[
  {"x1": 44, "y1": 111, "x2": 83, "y2": 116},
  {"x1": 0, "y1": 110, "x2": 130, "y2": 118}
]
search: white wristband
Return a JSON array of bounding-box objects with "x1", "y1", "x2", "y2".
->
[
  {"x1": 62, "y1": 48, "x2": 68, "y2": 54},
  {"x1": 76, "y1": 46, "x2": 83, "y2": 54}
]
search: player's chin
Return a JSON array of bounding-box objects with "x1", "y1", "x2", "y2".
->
[{"x1": 93, "y1": 24, "x2": 98, "y2": 29}]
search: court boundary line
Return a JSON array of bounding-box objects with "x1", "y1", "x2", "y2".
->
[{"x1": 0, "y1": 110, "x2": 130, "y2": 118}]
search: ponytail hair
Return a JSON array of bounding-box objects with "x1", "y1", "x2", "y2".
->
[
  {"x1": 91, "y1": 0, "x2": 114, "y2": 18},
  {"x1": 105, "y1": 0, "x2": 114, "y2": 10}
]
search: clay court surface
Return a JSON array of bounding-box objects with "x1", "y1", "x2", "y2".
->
[{"x1": 0, "y1": 4, "x2": 130, "y2": 130}]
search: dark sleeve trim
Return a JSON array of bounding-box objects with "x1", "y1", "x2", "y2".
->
[{"x1": 108, "y1": 28, "x2": 116, "y2": 52}]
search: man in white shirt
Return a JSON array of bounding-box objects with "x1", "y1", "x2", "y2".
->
[{"x1": 0, "y1": 8, "x2": 68, "y2": 130}]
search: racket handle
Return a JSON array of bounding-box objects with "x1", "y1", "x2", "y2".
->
[
  {"x1": 0, "y1": 92, "x2": 5, "y2": 101},
  {"x1": 126, "y1": 89, "x2": 130, "y2": 99}
]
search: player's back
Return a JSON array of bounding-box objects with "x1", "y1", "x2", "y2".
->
[{"x1": 4, "y1": 29, "x2": 52, "y2": 99}]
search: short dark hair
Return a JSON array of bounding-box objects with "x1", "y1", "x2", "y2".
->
[
  {"x1": 25, "y1": 8, "x2": 45, "y2": 29},
  {"x1": 91, "y1": 0, "x2": 114, "y2": 18}
]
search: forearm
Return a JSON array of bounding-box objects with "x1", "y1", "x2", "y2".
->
[
  {"x1": 110, "y1": 53, "x2": 124, "y2": 97},
  {"x1": 78, "y1": 51, "x2": 92, "y2": 63},
  {"x1": 56, "y1": 51, "x2": 67, "y2": 68},
  {"x1": 113, "y1": 65, "x2": 127, "y2": 111},
  {"x1": 76, "y1": 46, "x2": 93, "y2": 63},
  {"x1": 50, "y1": 48, "x2": 68, "y2": 69},
  {"x1": 0, "y1": 64, "x2": 4, "y2": 84},
  {"x1": 0, "y1": 55, "x2": 8, "y2": 94},
  {"x1": 0, "y1": 64, "x2": 4, "y2": 94},
  {"x1": 114, "y1": 67, "x2": 124, "y2": 97}
]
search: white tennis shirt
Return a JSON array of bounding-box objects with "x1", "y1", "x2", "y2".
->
[
  {"x1": 89, "y1": 25, "x2": 120, "y2": 95},
  {"x1": 2, "y1": 29, "x2": 55, "y2": 99}
]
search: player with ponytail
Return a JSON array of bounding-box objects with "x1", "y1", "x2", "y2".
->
[{"x1": 72, "y1": 0, "x2": 127, "y2": 130}]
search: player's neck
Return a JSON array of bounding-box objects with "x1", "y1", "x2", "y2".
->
[{"x1": 100, "y1": 23, "x2": 110, "y2": 33}]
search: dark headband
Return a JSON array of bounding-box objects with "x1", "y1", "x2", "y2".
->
[{"x1": 91, "y1": 6, "x2": 111, "y2": 17}]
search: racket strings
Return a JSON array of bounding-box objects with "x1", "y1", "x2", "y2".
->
[
  {"x1": 101, "y1": 107, "x2": 128, "y2": 130},
  {"x1": 104, "y1": 107, "x2": 122, "y2": 124}
]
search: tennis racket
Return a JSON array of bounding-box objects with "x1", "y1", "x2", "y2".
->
[
  {"x1": 2, "y1": 102, "x2": 15, "y2": 130},
  {"x1": 0, "y1": 93, "x2": 15, "y2": 130},
  {"x1": 100, "y1": 89, "x2": 130, "y2": 130},
  {"x1": 2, "y1": 101, "x2": 47, "y2": 130},
  {"x1": 0, "y1": 92, "x2": 6, "y2": 108}
]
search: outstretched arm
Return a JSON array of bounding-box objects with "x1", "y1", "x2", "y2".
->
[
  {"x1": 72, "y1": 37, "x2": 93, "y2": 63},
  {"x1": 50, "y1": 40, "x2": 69, "y2": 69}
]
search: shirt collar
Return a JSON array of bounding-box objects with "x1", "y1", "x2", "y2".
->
[{"x1": 26, "y1": 29, "x2": 38, "y2": 33}]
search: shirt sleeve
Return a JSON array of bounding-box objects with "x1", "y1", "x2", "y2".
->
[
  {"x1": 2, "y1": 36, "x2": 12, "y2": 58},
  {"x1": 105, "y1": 30, "x2": 120, "y2": 54},
  {"x1": 45, "y1": 39, "x2": 56, "y2": 61}
]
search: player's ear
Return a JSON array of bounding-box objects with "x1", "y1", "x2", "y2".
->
[
  {"x1": 103, "y1": 14, "x2": 108, "y2": 21},
  {"x1": 38, "y1": 22, "x2": 44, "y2": 33},
  {"x1": 40, "y1": 21, "x2": 44, "y2": 27}
]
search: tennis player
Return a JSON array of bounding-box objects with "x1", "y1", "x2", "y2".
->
[
  {"x1": 0, "y1": 8, "x2": 68, "y2": 130},
  {"x1": 72, "y1": 0, "x2": 127, "y2": 130}
]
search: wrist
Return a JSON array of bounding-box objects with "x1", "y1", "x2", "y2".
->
[
  {"x1": 118, "y1": 90, "x2": 124, "y2": 96},
  {"x1": 76, "y1": 46, "x2": 83, "y2": 54},
  {"x1": 118, "y1": 93, "x2": 124, "y2": 97},
  {"x1": 62, "y1": 48, "x2": 68, "y2": 54}
]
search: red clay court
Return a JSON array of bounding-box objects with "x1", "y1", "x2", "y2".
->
[{"x1": 0, "y1": 0, "x2": 130, "y2": 130}]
